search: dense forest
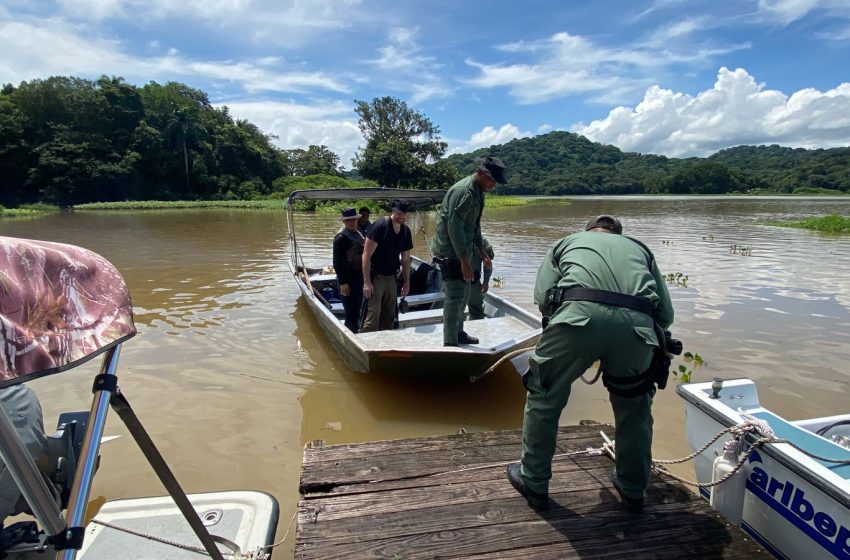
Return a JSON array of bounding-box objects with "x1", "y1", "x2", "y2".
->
[
  {"x1": 447, "y1": 131, "x2": 850, "y2": 195},
  {"x1": 0, "y1": 76, "x2": 346, "y2": 207},
  {"x1": 2, "y1": 76, "x2": 849, "y2": 207}
]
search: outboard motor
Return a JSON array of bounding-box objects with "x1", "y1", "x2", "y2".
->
[{"x1": 0, "y1": 395, "x2": 92, "y2": 556}]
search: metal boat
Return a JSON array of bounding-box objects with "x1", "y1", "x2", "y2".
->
[
  {"x1": 285, "y1": 188, "x2": 542, "y2": 382},
  {"x1": 678, "y1": 378, "x2": 850, "y2": 560},
  {"x1": 0, "y1": 236, "x2": 279, "y2": 559}
]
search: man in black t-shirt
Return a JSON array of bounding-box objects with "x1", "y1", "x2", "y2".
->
[{"x1": 361, "y1": 200, "x2": 414, "y2": 331}]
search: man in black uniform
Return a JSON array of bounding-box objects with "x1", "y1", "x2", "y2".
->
[
  {"x1": 332, "y1": 207, "x2": 367, "y2": 332},
  {"x1": 357, "y1": 207, "x2": 372, "y2": 235}
]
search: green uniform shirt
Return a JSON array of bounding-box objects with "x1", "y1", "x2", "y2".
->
[
  {"x1": 534, "y1": 231, "x2": 674, "y2": 329},
  {"x1": 430, "y1": 175, "x2": 484, "y2": 261}
]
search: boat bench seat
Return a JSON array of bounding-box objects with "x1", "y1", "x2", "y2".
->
[
  {"x1": 397, "y1": 308, "x2": 463, "y2": 328},
  {"x1": 752, "y1": 410, "x2": 850, "y2": 479},
  {"x1": 329, "y1": 291, "x2": 444, "y2": 315}
]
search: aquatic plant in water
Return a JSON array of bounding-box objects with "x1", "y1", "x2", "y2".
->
[
  {"x1": 677, "y1": 351, "x2": 706, "y2": 383},
  {"x1": 773, "y1": 214, "x2": 850, "y2": 233},
  {"x1": 730, "y1": 244, "x2": 752, "y2": 256},
  {"x1": 664, "y1": 272, "x2": 689, "y2": 287}
]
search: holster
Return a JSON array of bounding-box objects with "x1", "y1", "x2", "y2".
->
[{"x1": 433, "y1": 257, "x2": 463, "y2": 281}]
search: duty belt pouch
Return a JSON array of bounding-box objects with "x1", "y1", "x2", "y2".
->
[
  {"x1": 433, "y1": 257, "x2": 462, "y2": 280},
  {"x1": 650, "y1": 347, "x2": 672, "y2": 390}
]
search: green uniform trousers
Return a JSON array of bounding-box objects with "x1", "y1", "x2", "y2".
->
[
  {"x1": 520, "y1": 302, "x2": 656, "y2": 500},
  {"x1": 467, "y1": 280, "x2": 485, "y2": 320},
  {"x1": 442, "y1": 278, "x2": 470, "y2": 344}
]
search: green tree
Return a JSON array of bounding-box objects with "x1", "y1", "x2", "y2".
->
[
  {"x1": 164, "y1": 106, "x2": 207, "y2": 195},
  {"x1": 284, "y1": 144, "x2": 342, "y2": 176},
  {"x1": 352, "y1": 96, "x2": 447, "y2": 187},
  {"x1": 422, "y1": 159, "x2": 462, "y2": 189}
]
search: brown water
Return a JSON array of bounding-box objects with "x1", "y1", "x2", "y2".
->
[{"x1": 2, "y1": 196, "x2": 850, "y2": 558}]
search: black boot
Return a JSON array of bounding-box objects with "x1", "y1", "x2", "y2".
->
[
  {"x1": 458, "y1": 331, "x2": 479, "y2": 344},
  {"x1": 506, "y1": 463, "x2": 549, "y2": 509}
]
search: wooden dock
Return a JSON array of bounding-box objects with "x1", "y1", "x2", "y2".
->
[{"x1": 296, "y1": 423, "x2": 769, "y2": 559}]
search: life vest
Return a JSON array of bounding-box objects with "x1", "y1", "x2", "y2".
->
[{"x1": 339, "y1": 227, "x2": 365, "y2": 269}]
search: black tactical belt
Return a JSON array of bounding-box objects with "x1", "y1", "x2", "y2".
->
[{"x1": 549, "y1": 287, "x2": 653, "y2": 316}]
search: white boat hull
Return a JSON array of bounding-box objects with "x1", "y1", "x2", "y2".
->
[
  {"x1": 78, "y1": 491, "x2": 279, "y2": 559},
  {"x1": 678, "y1": 379, "x2": 850, "y2": 560}
]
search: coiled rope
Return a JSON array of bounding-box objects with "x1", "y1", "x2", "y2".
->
[{"x1": 650, "y1": 414, "x2": 850, "y2": 489}]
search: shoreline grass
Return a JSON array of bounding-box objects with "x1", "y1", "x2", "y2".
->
[
  {"x1": 74, "y1": 199, "x2": 286, "y2": 210},
  {"x1": 771, "y1": 214, "x2": 850, "y2": 233},
  {"x1": 0, "y1": 203, "x2": 60, "y2": 218},
  {"x1": 69, "y1": 193, "x2": 566, "y2": 213}
]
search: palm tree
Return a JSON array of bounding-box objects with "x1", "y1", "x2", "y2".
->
[{"x1": 164, "y1": 106, "x2": 207, "y2": 195}]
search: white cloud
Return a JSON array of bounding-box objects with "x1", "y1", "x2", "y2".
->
[
  {"x1": 571, "y1": 67, "x2": 850, "y2": 157},
  {"x1": 757, "y1": 0, "x2": 823, "y2": 25},
  {"x1": 221, "y1": 100, "x2": 363, "y2": 168},
  {"x1": 368, "y1": 26, "x2": 450, "y2": 103},
  {"x1": 757, "y1": 0, "x2": 850, "y2": 26},
  {"x1": 448, "y1": 123, "x2": 532, "y2": 155},
  {"x1": 57, "y1": 0, "x2": 123, "y2": 20},
  {"x1": 53, "y1": 0, "x2": 365, "y2": 46},
  {"x1": 0, "y1": 18, "x2": 348, "y2": 94},
  {"x1": 465, "y1": 30, "x2": 748, "y2": 104}
]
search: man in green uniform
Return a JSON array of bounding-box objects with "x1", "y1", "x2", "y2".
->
[
  {"x1": 467, "y1": 237, "x2": 494, "y2": 320},
  {"x1": 507, "y1": 215, "x2": 675, "y2": 513},
  {"x1": 431, "y1": 155, "x2": 506, "y2": 346}
]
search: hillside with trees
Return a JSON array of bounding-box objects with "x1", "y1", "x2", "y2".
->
[{"x1": 447, "y1": 132, "x2": 850, "y2": 195}]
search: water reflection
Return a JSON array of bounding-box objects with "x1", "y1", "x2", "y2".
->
[{"x1": 294, "y1": 297, "x2": 526, "y2": 446}]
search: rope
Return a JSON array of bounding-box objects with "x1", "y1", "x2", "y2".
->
[
  {"x1": 366, "y1": 445, "x2": 610, "y2": 485},
  {"x1": 414, "y1": 209, "x2": 433, "y2": 259},
  {"x1": 580, "y1": 365, "x2": 603, "y2": 385},
  {"x1": 480, "y1": 346, "x2": 535, "y2": 377},
  {"x1": 649, "y1": 419, "x2": 850, "y2": 489},
  {"x1": 90, "y1": 509, "x2": 299, "y2": 560}
]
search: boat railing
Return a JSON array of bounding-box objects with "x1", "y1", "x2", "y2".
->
[{"x1": 0, "y1": 236, "x2": 228, "y2": 560}]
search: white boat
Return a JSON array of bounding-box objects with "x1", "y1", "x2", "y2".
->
[
  {"x1": 285, "y1": 188, "x2": 542, "y2": 382},
  {"x1": 678, "y1": 378, "x2": 850, "y2": 560},
  {"x1": 0, "y1": 236, "x2": 279, "y2": 559}
]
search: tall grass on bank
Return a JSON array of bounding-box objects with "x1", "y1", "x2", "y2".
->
[
  {"x1": 0, "y1": 203, "x2": 59, "y2": 218},
  {"x1": 772, "y1": 214, "x2": 850, "y2": 233},
  {"x1": 74, "y1": 200, "x2": 286, "y2": 210}
]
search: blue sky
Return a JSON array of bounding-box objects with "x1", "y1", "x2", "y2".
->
[{"x1": 2, "y1": 0, "x2": 849, "y2": 169}]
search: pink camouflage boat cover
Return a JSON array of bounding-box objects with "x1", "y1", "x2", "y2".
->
[{"x1": 0, "y1": 236, "x2": 136, "y2": 386}]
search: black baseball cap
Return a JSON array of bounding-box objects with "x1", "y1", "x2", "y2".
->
[
  {"x1": 475, "y1": 155, "x2": 507, "y2": 184},
  {"x1": 585, "y1": 215, "x2": 623, "y2": 234},
  {"x1": 390, "y1": 200, "x2": 412, "y2": 213}
]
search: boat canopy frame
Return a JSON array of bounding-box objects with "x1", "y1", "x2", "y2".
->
[
  {"x1": 285, "y1": 187, "x2": 448, "y2": 286},
  {"x1": 0, "y1": 236, "x2": 230, "y2": 560}
]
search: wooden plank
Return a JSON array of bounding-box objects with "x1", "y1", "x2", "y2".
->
[
  {"x1": 299, "y1": 424, "x2": 607, "y2": 493},
  {"x1": 296, "y1": 426, "x2": 771, "y2": 560}
]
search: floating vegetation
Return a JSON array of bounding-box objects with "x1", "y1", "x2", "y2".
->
[
  {"x1": 677, "y1": 351, "x2": 707, "y2": 383},
  {"x1": 702, "y1": 234, "x2": 714, "y2": 241},
  {"x1": 662, "y1": 240, "x2": 673, "y2": 245},
  {"x1": 730, "y1": 244, "x2": 752, "y2": 256},
  {"x1": 664, "y1": 272, "x2": 689, "y2": 287},
  {"x1": 492, "y1": 276, "x2": 504, "y2": 289},
  {"x1": 771, "y1": 214, "x2": 850, "y2": 233}
]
